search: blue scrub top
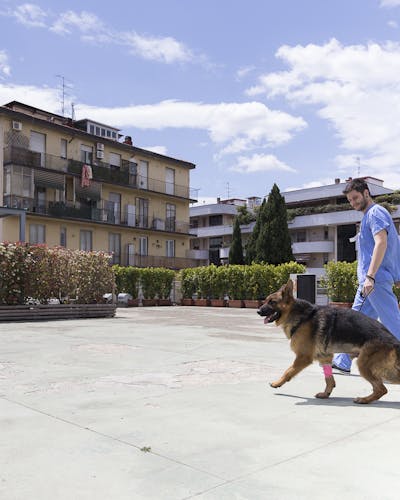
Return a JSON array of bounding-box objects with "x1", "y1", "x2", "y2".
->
[{"x1": 358, "y1": 204, "x2": 400, "y2": 284}]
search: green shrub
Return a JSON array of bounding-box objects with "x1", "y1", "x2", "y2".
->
[
  {"x1": 180, "y1": 268, "x2": 197, "y2": 299},
  {"x1": 322, "y1": 261, "x2": 358, "y2": 303},
  {"x1": 113, "y1": 265, "x2": 140, "y2": 299}
]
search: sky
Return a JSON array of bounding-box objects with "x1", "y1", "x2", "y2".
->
[{"x1": 1, "y1": 0, "x2": 400, "y2": 204}]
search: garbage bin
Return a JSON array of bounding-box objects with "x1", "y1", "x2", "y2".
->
[{"x1": 290, "y1": 274, "x2": 316, "y2": 304}]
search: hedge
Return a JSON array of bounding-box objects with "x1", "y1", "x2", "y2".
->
[
  {"x1": 113, "y1": 266, "x2": 175, "y2": 299},
  {"x1": 0, "y1": 243, "x2": 115, "y2": 305}
]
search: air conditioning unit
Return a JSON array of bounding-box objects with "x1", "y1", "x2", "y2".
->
[
  {"x1": 96, "y1": 143, "x2": 104, "y2": 151},
  {"x1": 12, "y1": 121, "x2": 22, "y2": 131},
  {"x1": 96, "y1": 150, "x2": 104, "y2": 159}
]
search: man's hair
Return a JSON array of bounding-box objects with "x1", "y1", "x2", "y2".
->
[{"x1": 343, "y1": 178, "x2": 370, "y2": 195}]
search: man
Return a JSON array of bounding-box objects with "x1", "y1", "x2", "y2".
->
[{"x1": 332, "y1": 178, "x2": 400, "y2": 373}]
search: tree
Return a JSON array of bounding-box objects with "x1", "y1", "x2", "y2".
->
[
  {"x1": 255, "y1": 183, "x2": 294, "y2": 264},
  {"x1": 229, "y1": 218, "x2": 244, "y2": 264},
  {"x1": 245, "y1": 198, "x2": 266, "y2": 264}
]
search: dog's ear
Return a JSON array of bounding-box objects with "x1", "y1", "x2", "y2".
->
[{"x1": 282, "y1": 279, "x2": 294, "y2": 300}]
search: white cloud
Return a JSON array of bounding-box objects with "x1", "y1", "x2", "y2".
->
[
  {"x1": 143, "y1": 145, "x2": 168, "y2": 155},
  {"x1": 121, "y1": 32, "x2": 193, "y2": 64},
  {"x1": 388, "y1": 19, "x2": 398, "y2": 28},
  {"x1": 285, "y1": 177, "x2": 338, "y2": 191},
  {"x1": 50, "y1": 10, "x2": 104, "y2": 35},
  {"x1": 230, "y1": 153, "x2": 296, "y2": 174},
  {"x1": 13, "y1": 3, "x2": 47, "y2": 27},
  {"x1": 77, "y1": 100, "x2": 306, "y2": 155},
  {"x1": 236, "y1": 66, "x2": 256, "y2": 80},
  {"x1": 247, "y1": 38, "x2": 400, "y2": 177},
  {"x1": 0, "y1": 83, "x2": 64, "y2": 112},
  {"x1": 380, "y1": 0, "x2": 400, "y2": 7},
  {"x1": 0, "y1": 50, "x2": 11, "y2": 76}
]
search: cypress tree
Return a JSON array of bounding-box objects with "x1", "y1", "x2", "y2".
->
[
  {"x1": 229, "y1": 218, "x2": 244, "y2": 264},
  {"x1": 245, "y1": 198, "x2": 266, "y2": 264},
  {"x1": 255, "y1": 183, "x2": 294, "y2": 264}
]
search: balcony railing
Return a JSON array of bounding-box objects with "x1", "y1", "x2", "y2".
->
[
  {"x1": 4, "y1": 146, "x2": 198, "y2": 201},
  {"x1": 2, "y1": 195, "x2": 190, "y2": 234}
]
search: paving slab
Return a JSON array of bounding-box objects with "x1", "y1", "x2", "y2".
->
[{"x1": 1, "y1": 306, "x2": 400, "y2": 500}]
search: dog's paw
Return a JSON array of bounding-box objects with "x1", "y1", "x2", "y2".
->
[
  {"x1": 354, "y1": 397, "x2": 369, "y2": 404},
  {"x1": 315, "y1": 391, "x2": 331, "y2": 399},
  {"x1": 270, "y1": 381, "x2": 281, "y2": 388}
]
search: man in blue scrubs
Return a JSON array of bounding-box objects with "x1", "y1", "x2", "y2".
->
[{"x1": 333, "y1": 178, "x2": 400, "y2": 373}]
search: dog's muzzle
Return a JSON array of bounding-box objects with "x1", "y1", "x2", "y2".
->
[{"x1": 257, "y1": 306, "x2": 281, "y2": 324}]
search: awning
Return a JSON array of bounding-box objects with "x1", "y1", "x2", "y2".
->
[{"x1": 34, "y1": 169, "x2": 65, "y2": 190}]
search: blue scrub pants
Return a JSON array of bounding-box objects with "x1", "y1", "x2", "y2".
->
[{"x1": 333, "y1": 281, "x2": 400, "y2": 371}]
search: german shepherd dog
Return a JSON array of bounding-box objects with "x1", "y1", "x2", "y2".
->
[{"x1": 257, "y1": 279, "x2": 400, "y2": 404}]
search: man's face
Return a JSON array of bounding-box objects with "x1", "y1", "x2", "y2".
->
[{"x1": 346, "y1": 189, "x2": 369, "y2": 212}]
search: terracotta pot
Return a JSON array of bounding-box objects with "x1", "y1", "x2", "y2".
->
[
  {"x1": 193, "y1": 299, "x2": 210, "y2": 306},
  {"x1": 127, "y1": 298, "x2": 140, "y2": 307},
  {"x1": 243, "y1": 299, "x2": 262, "y2": 309},
  {"x1": 209, "y1": 299, "x2": 226, "y2": 307},
  {"x1": 181, "y1": 298, "x2": 194, "y2": 306},
  {"x1": 157, "y1": 299, "x2": 172, "y2": 306},
  {"x1": 142, "y1": 299, "x2": 157, "y2": 306},
  {"x1": 228, "y1": 299, "x2": 244, "y2": 308}
]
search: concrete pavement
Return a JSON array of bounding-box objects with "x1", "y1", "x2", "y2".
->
[{"x1": 1, "y1": 306, "x2": 400, "y2": 500}]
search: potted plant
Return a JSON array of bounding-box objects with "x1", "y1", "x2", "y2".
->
[
  {"x1": 226, "y1": 265, "x2": 245, "y2": 307},
  {"x1": 322, "y1": 261, "x2": 358, "y2": 307},
  {"x1": 180, "y1": 268, "x2": 196, "y2": 305},
  {"x1": 158, "y1": 269, "x2": 175, "y2": 305},
  {"x1": 140, "y1": 268, "x2": 158, "y2": 306},
  {"x1": 209, "y1": 265, "x2": 229, "y2": 307}
]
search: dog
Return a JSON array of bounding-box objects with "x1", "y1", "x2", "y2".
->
[{"x1": 257, "y1": 279, "x2": 400, "y2": 404}]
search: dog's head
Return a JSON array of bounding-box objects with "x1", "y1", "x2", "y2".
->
[{"x1": 257, "y1": 279, "x2": 294, "y2": 325}]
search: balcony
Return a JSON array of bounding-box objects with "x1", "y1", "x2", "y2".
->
[
  {"x1": 292, "y1": 240, "x2": 335, "y2": 254},
  {"x1": 2, "y1": 195, "x2": 190, "y2": 234},
  {"x1": 4, "y1": 146, "x2": 198, "y2": 201}
]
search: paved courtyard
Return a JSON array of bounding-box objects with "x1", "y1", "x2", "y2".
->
[{"x1": 1, "y1": 306, "x2": 400, "y2": 500}]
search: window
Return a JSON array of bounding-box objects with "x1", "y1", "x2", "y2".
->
[
  {"x1": 89, "y1": 125, "x2": 95, "y2": 134},
  {"x1": 109, "y1": 193, "x2": 121, "y2": 225},
  {"x1": 139, "y1": 237, "x2": 148, "y2": 256},
  {"x1": 137, "y1": 198, "x2": 149, "y2": 228},
  {"x1": 166, "y1": 240, "x2": 175, "y2": 257},
  {"x1": 60, "y1": 227, "x2": 67, "y2": 247},
  {"x1": 109, "y1": 152, "x2": 121, "y2": 168},
  {"x1": 166, "y1": 203, "x2": 176, "y2": 231},
  {"x1": 80, "y1": 145, "x2": 93, "y2": 164},
  {"x1": 5, "y1": 165, "x2": 33, "y2": 197},
  {"x1": 80, "y1": 230, "x2": 92, "y2": 251},
  {"x1": 296, "y1": 230, "x2": 306, "y2": 243},
  {"x1": 109, "y1": 233, "x2": 121, "y2": 265},
  {"x1": 29, "y1": 224, "x2": 45, "y2": 244},
  {"x1": 165, "y1": 167, "x2": 175, "y2": 195},
  {"x1": 30, "y1": 131, "x2": 46, "y2": 167},
  {"x1": 209, "y1": 215, "x2": 223, "y2": 226},
  {"x1": 138, "y1": 160, "x2": 148, "y2": 189},
  {"x1": 60, "y1": 139, "x2": 67, "y2": 159}
]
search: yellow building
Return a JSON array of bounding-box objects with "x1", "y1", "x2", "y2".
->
[{"x1": 0, "y1": 101, "x2": 198, "y2": 269}]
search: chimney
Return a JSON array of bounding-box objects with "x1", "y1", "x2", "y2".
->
[
  {"x1": 123, "y1": 136, "x2": 133, "y2": 145},
  {"x1": 334, "y1": 178, "x2": 340, "y2": 184},
  {"x1": 217, "y1": 197, "x2": 221, "y2": 203}
]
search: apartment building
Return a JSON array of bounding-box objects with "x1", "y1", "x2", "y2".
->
[
  {"x1": 189, "y1": 197, "x2": 261, "y2": 265},
  {"x1": 283, "y1": 176, "x2": 397, "y2": 274},
  {"x1": 189, "y1": 177, "x2": 398, "y2": 271},
  {"x1": 0, "y1": 101, "x2": 198, "y2": 269}
]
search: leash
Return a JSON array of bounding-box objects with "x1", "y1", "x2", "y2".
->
[{"x1": 358, "y1": 287, "x2": 374, "y2": 312}]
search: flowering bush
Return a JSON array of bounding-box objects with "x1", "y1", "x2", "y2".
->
[{"x1": 0, "y1": 243, "x2": 115, "y2": 305}]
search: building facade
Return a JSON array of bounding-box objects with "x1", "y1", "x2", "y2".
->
[
  {"x1": 0, "y1": 101, "x2": 198, "y2": 269},
  {"x1": 189, "y1": 177, "x2": 399, "y2": 274}
]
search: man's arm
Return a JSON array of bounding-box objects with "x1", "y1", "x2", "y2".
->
[{"x1": 363, "y1": 229, "x2": 387, "y2": 295}]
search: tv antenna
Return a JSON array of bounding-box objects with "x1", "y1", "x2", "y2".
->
[{"x1": 56, "y1": 75, "x2": 73, "y2": 117}]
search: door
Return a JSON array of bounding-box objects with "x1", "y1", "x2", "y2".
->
[
  {"x1": 127, "y1": 243, "x2": 135, "y2": 266},
  {"x1": 30, "y1": 131, "x2": 46, "y2": 167},
  {"x1": 109, "y1": 192, "x2": 121, "y2": 224},
  {"x1": 126, "y1": 204, "x2": 136, "y2": 226}
]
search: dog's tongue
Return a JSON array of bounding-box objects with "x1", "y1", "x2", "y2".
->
[{"x1": 264, "y1": 317, "x2": 269, "y2": 324}]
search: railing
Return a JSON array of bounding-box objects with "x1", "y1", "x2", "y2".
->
[
  {"x1": 4, "y1": 146, "x2": 198, "y2": 201},
  {"x1": 2, "y1": 195, "x2": 191, "y2": 234}
]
